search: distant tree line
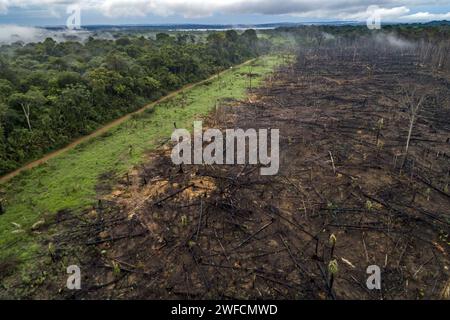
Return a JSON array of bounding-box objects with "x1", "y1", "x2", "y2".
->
[
  {"x1": 271, "y1": 24, "x2": 450, "y2": 73},
  {"x1": 274, "y1": 24, "x2": 450, "y2": 42},
  {"x1": 0, "y1": 29, "x2": 267, "y2": 175}
]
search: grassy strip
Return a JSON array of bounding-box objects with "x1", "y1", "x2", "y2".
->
[{"x1": 0, "y1": 55, "x2": 286, "y2": 266}]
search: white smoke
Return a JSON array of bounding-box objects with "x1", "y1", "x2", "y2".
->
[
  {"x1": 375, "y1": 33, "x2": 415, "y2": 49},
  {"x1": 322, "y1": 32, "x2": 335, "y2": 40}
]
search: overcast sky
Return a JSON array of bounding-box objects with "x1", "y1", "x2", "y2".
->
[{"x1": 0, "y1": 0, "x2": 450, "y2": 26}]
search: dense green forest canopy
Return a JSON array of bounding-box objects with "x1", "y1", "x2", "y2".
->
[{"x1": 0, "y1": 29, "x2": 266, "y2": 175}]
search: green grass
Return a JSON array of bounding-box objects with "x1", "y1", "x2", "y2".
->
[{"x1": 0, "y1": 55, "x2": 286, "y2": 268}]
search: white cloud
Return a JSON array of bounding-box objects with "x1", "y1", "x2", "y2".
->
[
  {"x1": 0, "y1": 0, "x2": 9, "y2": 14},
  {"x1": 0, "y1": 0, "x2": 76, "y2": 14},
  {"x1": 0, "y1": 0, "x2": 449, "y2": 22},
  {"x1": 91, "y1": 0, "x2": 450, "y2": 21},
  {"x1": 401, "y1": 11, "x2": 450, "y2": 21},
  {"x1": 337, "y1": 6, "x2": 410, "y2": 20}
]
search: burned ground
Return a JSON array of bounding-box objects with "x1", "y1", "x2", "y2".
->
[{"x1": 18, "y1": 44, "x2": 450, "y2": 300}]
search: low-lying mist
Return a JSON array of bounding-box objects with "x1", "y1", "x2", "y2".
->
[{"x1": 0, "y1": 25, "x2": 109, "y2": 44}]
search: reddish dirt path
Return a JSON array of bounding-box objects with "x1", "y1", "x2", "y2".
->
[{"x1": 0, "y1": 59, "x2": 255, "y2": 184}]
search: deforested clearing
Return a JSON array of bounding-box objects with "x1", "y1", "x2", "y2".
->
[{"x1": 0, "y1": 25, "x2": 449, "y2": 300}]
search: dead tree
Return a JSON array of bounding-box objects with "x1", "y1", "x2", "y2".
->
[
  {"x1": 400, "y1": 86, "x2": 427, "y2": 168},
  {"x1": 21, "y1": 102, "x2": 32, "y2": 131},
  {"x1": 248, "y1": 65, "x2": 253, "y2": 93}
]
